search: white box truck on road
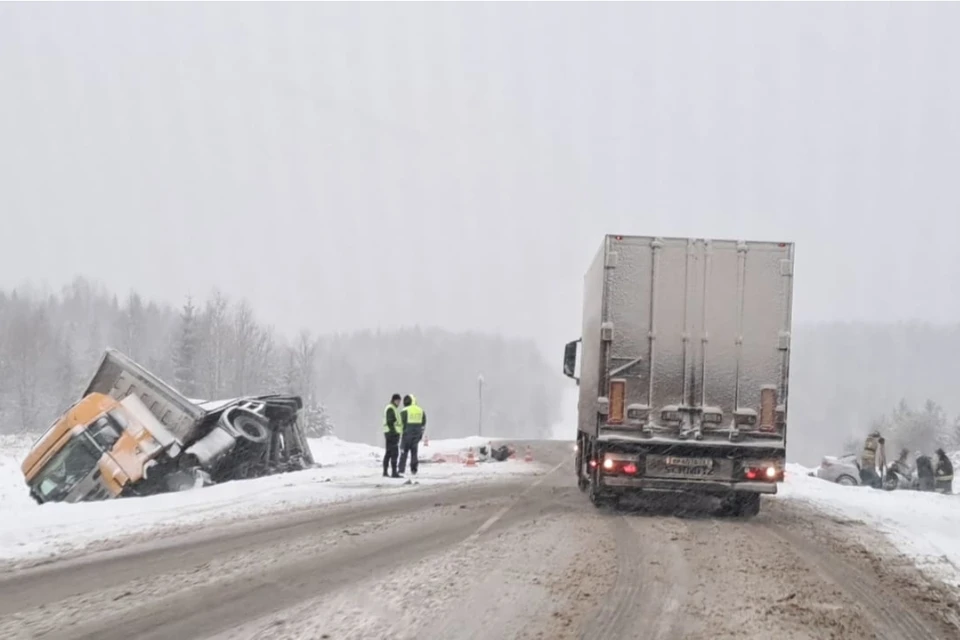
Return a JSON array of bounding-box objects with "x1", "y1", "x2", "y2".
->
[{"x1": 562, "y1": 235, "x2": 795, "y2": 517}]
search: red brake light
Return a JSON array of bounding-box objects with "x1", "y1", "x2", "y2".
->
[
  {"x1": 743, "y1": 465, "x2": 781, "y2": 482},
  {"x1": 623, "y1": 463, "x2": 638, "y2": 475},
  {"x1": 589, "y1": 459, "x2": 598, "y2": 469}
]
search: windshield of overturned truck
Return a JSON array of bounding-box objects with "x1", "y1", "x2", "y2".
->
[{"x1": 28, "y1": 437, "x2": 102, "y2": 504}]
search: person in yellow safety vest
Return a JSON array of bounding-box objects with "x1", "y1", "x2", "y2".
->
[
  {"x1": 398, "y1": 394, "x2": 427, "y2": 477},
  {"x1": 934, "y1": 448, "x2": 954, "y2": 494},
  {"x1": 383, "y1": 393, "x2": 403, "y2": 478},
  {"x1": 859, "y1": 431, "x2": 886, "y2": 489}
]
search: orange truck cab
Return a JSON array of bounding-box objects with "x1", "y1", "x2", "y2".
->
[{"x1": 22, "y1": 392, "x2": 183, "y2": 504}]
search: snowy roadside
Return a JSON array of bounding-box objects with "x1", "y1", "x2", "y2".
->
[
  {"x1": 0, "y1": 434, "x2": 544, "y2": 566},
  {"x1": 781, "y1": 463, "x2": 960, "y2": 588}
]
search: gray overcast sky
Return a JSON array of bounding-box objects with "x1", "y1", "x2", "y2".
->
[{"x1": 1, "y1": 3, "x2": 958, "y2": 353}]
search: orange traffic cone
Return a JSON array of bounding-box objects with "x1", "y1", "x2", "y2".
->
[
  {"x1": 464, "y1": 447, "x2": 477, "y2": 467},
  {"x1": 524, "y1": 446, "x2": 533, "y2": 463}
]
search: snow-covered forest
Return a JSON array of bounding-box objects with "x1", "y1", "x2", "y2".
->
[{"x1": 0, "y1": 278, "x2": 562, "y2": 444}]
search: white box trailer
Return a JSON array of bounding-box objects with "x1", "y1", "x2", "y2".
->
[{"x1": 562, "y1": 235, "x2": 795, "y2": 516}]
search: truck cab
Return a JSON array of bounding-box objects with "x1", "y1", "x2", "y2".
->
[{"x1": 21, "y1": 393, "x2": 154, "y2": 503}]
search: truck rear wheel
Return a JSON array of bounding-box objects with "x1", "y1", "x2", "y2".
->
[
  {"x1": 576, "y1": 437, "x2": 589, "y2": 492},
  {"x1": 588, "y1": 465, "x2": 617, "y2": 509},
  {"x1": 578, "y1": 466, "x2": 589, "y2": 492},
  {"x1": 719, "y1": 493, "x2": 761, "y2": 518},
  {"x1": 737, "y1": 493, "x2": 761, "y2": 517}
]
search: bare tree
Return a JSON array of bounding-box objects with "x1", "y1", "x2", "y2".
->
[
  {"x1": 286, "y1": 330, "x2": 318, "y2": 403},
  {"x1": 231, "y1": 299, "x2": 259, "y2": 396},
  {"x1": 199, "y1": 291, "x2": 231, "y2": 399}
]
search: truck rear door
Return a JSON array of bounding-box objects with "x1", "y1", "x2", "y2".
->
[{"x1": 603, "y1": 236, "x2": 793, "y2": 439}]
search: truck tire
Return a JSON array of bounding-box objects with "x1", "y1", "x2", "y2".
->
[
  {"x1": 718, "y1": 493, "x2": 761, "y2": 518},
  {"x1": 227, "y1": 410, "x2": 270, "y2": 444},
  {"x1": 588, "y1": 465, "x2": 617, "y2": 509},
  {"x1": 575, "y1": 437, "x2": 589, "y2": 492},
  {"x1": 736, "y1": 493, "x2": 761, "y2": 517}
]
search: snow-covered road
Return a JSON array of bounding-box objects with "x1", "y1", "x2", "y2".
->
[
  {"x1": 2, "y1": 436, "x2": 960, "y2": 639},
  {"x1": 0, "y1": 434, "x2": 544, "y2": 567},
  {"x1": 1, "y1": 441, "x2": 957, "y2": 640}
]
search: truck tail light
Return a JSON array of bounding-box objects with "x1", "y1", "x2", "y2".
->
[
  {"x1": 743, "y1": 463, "x2": 782, "y2": 482},
  {"x1": 608, "y1": 379, "x2": 626, "y2": 424},
  {"x1": 601, "y1": 454, "x2": 640, "y2": 475},
  {"x1": 759, "y1": 386, "x2": 777, "y2": 432}
]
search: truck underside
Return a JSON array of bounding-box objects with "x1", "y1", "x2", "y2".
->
[{"x1": 133, "y1": 394, "x2": 315, "y2": 497}]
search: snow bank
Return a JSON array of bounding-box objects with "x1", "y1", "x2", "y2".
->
[
  {"x1": 0, "y1": 435, "x2": 544, "y2": 565},
  {"x1": 0, "y1": 434, "x2": 37, "y2": 511},
  {"x1": 782, "y1": 463, "x2": 960, "y2": 587},
  {"x1": 309, "y1": 435, "x2": 383, "y2": 467}
]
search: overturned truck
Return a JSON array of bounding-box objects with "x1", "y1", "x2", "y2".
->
[{"x1": 21, "y1": 348, "x2": 315, "y2": 504}]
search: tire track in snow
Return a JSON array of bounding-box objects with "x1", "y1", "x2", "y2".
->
[
  {"x1": 762, "y1": 522, "x2": 946, "y2": 640},
  {"x1": 581, "y1": 514, "x2": 692, "y2": 640}
]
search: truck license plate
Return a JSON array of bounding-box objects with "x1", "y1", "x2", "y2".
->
[{"x1": 649, "y1": 455, "x2": 715, "y2": 477}]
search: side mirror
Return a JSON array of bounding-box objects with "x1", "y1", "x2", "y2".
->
[{"x1": 563, "y1": 340, "x2": 580, "y2": 383}]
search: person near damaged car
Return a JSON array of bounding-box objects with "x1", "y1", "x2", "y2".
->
[
  {"x1": 935, "y1": 448, "x2": 954, "y2": 494},
  {"x1": 398, "y1": 394, "x2": 426, "y2": 477},
  {"x1": 382, "y1": 393, "x2": 403, "y2": 478},
  {"x1": 859, "y1": 431, "x2": 886, "y2": 489}
]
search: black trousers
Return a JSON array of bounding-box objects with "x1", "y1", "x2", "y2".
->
[
  {"x1": 859, "y1": 467, "x2": 881, "y2": 488},
  {"x1": 383, "y1": 433, "x2": 400, "y2": 475},
  {"x1": 399, "y1": 432, "x2": 420, "y2": 475}
]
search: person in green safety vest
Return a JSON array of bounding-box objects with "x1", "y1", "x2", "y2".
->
[
  {"x1": 383, "y1": 393, "x2": 403, "y2": 478},
  {"x1": 398, "y1": 394, "x2": 427, "y2": 476}
]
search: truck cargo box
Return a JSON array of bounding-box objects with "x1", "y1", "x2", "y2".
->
[
  {"x1": 83, "y1": 348, "x2": 207, "y2": 443},
  {"x1": 564, "y1": 235, "x2": 795, "y2": 514},
  {"x1": 570, "y1": 235, "x2": 794, "y2": 446}
]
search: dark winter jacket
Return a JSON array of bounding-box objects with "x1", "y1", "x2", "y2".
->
[{"x1": 936, "y1": 455, "x2": 954, "y2": 480}]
